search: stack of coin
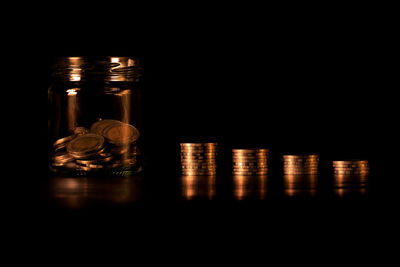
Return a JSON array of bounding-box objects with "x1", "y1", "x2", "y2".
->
[
  {"x1": 332, "y1": 160, "x2": 369, "y2": 176},
  {"x1": 50, "y1": 119, "x2": 141, "y2": 172},
  {"x1": 232, "y1": 148, "x2": 269, "y2": 175},
  {"x1": 333, "y1": 160, "x2": 369, "y2": 195},
  {"x1": 180, "y1": 143, "x2": 218, "y2": 176},
  {"x1": 282, "y1": 154, "x2": 319, "y2": 175}
]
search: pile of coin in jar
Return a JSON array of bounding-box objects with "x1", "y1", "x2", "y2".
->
[
  {"x1": 282, "y1": 154, "x2": 319, "y2": 175},
  {"x1": 180, "y1": 143, "x2": 218, "y2": 176},
  {"x1": 51, "y1": 119, "x2": 140, "y2": 172},
  {"x1": 232, "y1": 148, "x2": 269, "y2": 175}
]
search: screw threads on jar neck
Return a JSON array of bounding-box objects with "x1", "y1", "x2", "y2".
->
[{"x1": 53, "y1": 56, "x2": 141, "y2": 82}]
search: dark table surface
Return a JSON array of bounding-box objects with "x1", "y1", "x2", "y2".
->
[
  {"x1": 16, "y1": 156, "x2": 395, "y2": 261},
  {"x1": 35, "y1": 169, "x2": 381, "y2": 218}
]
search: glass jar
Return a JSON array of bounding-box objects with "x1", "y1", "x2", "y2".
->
[{"x1": 48, "y1": 56, "x2": 143, "y2": 176}]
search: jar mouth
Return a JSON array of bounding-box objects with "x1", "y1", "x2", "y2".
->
[{"x1": 53, "y1": 56, "x2": 141, "y2": 82}]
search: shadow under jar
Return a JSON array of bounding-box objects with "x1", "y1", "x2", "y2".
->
[{"x1": 48, "y1": 56, "x2": 143, "y2": 176}]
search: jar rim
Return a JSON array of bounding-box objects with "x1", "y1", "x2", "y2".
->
[{"x1": 52, "y1": 56, "x2": 141, "y2": 82}]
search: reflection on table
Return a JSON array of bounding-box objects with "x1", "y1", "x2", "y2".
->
[
  {"x1": 233, "y1": 175, "x2": 268, "y2": 200},
  {"x1": 334, "y1": 173, "x2": 369, "y2": 197},
  {"x1": 180, "y1": 175, "x2": 216, "y2": 200},
  {"x1": 284, "y1": 174, "x2": 318, "y2": 197},
  {"x1": 48, "y1": 175, "x2": 143, "y2": 209}
]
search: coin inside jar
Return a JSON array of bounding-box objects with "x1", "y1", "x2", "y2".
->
[
  {"x1": 103, "y1": 122, "x2": 140, "y2": 145},
  {"x1": 73, "y1": 127, "x2": 90, "y2": 135},
  {"x1": 67, "y1": 134, "x2": 105, "y2": 158},
  {"x1": 53, "y1": 135, "x2": 76, "y2": 151},
  {"x1": 90, "y1": 119, "x2": 121, "y2": 135},
  {"x1": 52, "y1": 151, "x2": 74, "y2": 163}
]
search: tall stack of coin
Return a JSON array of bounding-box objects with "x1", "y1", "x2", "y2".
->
[
  {"x1": 180, "y1": 143, "x2": 218, "y2": 176},
  {"x1": 282, "y1": 154, "x2": 319, "y2": 175},
  {"x1": 50, "y1": 119, "x2": 141, "y2": 173},
  {"x1": 232, "y1": 148, "x2": 269, "y2": 175}
]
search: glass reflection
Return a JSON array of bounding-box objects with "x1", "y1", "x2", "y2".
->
[
  {"x1": 49, "y1": 176, "x2": 142, "y2": 209},
  {"x1": 284, "y1": 174, "x2": 318, "y2": 197},
  {"x1": 181, "y1": 175, "x2": 216, "y2": 200},
  {"x1": 233, "y1": 175, "x2": 268, "y2": 200},
  {"x1": 66, "y1": 88, "x2": 80, "y2": 133},
  {"x1": 68, "y1": 57, "x2": 83, "y2": 81}
]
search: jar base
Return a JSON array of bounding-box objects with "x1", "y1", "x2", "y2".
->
[{"x1": 49, "y1": 163, "x2": 143, "y2": 177}]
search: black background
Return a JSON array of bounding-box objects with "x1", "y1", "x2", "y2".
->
[
  {"x1": 11, "y1": 6, "x2": 397, "y2": 258},
  {"x1": 36, "y1": 26, "x2": 384, "y2": 175}
]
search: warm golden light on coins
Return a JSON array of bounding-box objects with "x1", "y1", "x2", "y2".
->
[
  {"x1": 232, "y1": 148, "x2": 269, "y2": 176},
  {"x1": 284, "y1": 174, "x2": 318, "y2": 197},
  {"x1": 332, "y1": 160, "x2": 369, "y2": 197},
  {"x1": 180, "y1": 175, "x2": 216, "y2": 200},
  {"x1": 49, "y1": 57, "x2": 143, "y2": 175},
  {"x1": 51, "y1": 119, "x2": 140, "y2": 172},
  {"x1": 282, "y1": 154, "x2": 319, "y2": 175},
  {"x1": 233, "y1": 175, "x2": 268, "y2": 200},
  {"x1": 180, "y1": 143, "x2": 218, "y2": 176}
]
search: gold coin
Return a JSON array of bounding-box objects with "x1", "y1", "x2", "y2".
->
[
  {"x1": 181, "y1": 163, "x2": 217, "y2": 167},
  {"x1": 103, "y1": 122, "x2": 140, "y2": 145},
  {"x1": 52, "y1": 162, "x2": 78, "y2": 169},
  {"x1": 73, "y1": 127, "x2": 90, "y2": 135},
  {"x1": 52, "y1": 151, "x2": 74, "y2": 163},
  {"x1": 90, "y1": 119, "x2": 121, "y2": 135},
  {"x1": 180, "y1": 154, "x2": 217, "y2": 158},
  {"x1": 67, "y1": 134, "x2": 105, "y2": 155},
  {"x1": 233, "y1": 169, "x2": 268, "y2": 172},
  {"x1": 332, "y1": 160, "x2": 368, "y2": 164},
  {"x1": 180, "y1": 143, "x2": 217, "y2": 147},
  {"x1": 283, "y1": 154, "x2": 318, "y2": 157},
  {"x1": 76, "y1": 156, "x2": 114, "y2": 165},
  {"x1": 180, "y1": 150, "x2": 218, "y2": 154},
  {"x1": 232, "y1": 148, "x2": 269, "y2": 153},
  {"x1": 232, "y1": 155, "x2": 268, "y2": 158},
  {"x1": 233, "y1": 164, "x2": 268, "y2": 167},
  {"x1": 53, "y1": 135, "x2": 76, "y2": 148}
]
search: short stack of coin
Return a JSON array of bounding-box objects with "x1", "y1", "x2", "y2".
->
[
  {"x1": 333, "y1": 160, "x2": 369, "y2": 195},
  {"x1": 282, "y1": 154, "x2": 319, "y2": 175},
  {"x1": 180, "y1": 143, "x2": 218, "y2": 176},
  {"x1": 232, "y1": 148, "x2": 269, "y2": 176},
  {"x1": 332, "y1": 160, "x2": 369, "y2": 176}
]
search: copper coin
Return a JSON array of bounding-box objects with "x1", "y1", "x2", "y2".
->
[
  {"x1": 103, "y1": 122, "x2": 140, "y2": 145},
  {"x1": 180, "y1": 143, "x2": 218, "y2": 147},
  {"x1": 90, "y1": 119, "x2": 121, "y2": 135},
  {"x1": 53, "y1": 135, "x2": 76, "y2": 148}
]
